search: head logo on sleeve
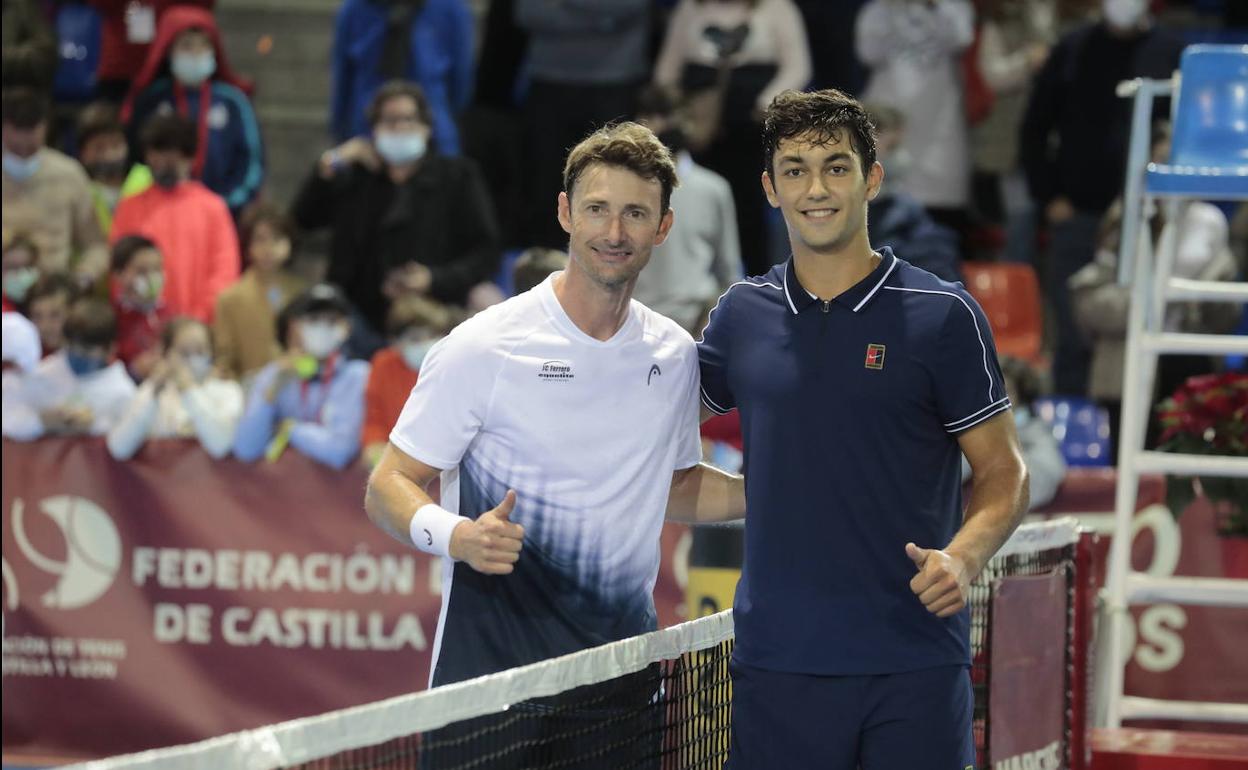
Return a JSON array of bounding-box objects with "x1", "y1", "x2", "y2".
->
[
  {"x1": 647, "y1": 364, "x2": 661, "y2": 385},
  {"x1": 865, "y1": 344, "x2": 886, "y2": 370}
]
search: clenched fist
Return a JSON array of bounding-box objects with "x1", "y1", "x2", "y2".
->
[{"x1": 906, "y1": 543, "x2": 971, "y2": 618}]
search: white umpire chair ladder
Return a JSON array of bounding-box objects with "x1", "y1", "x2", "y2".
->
[{"x1": 1095, "y1": 46, "x2": 1248, "y2": 729}]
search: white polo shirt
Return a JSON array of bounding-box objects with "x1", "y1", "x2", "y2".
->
[{"x1": 390, "y1": 272, "x2": 702, "y2": 686}]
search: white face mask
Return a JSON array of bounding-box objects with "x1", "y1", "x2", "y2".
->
[
  {"x1": 1102, "y1": 0, "x2": 1146, "y2": 30},
  {"x1": 374, "y1": 131, "x2": 427, "y2": 166},
  {"x1": 300, "y1": 320, "x2": 347, "y2": 360},
  {"x1": 171, "y1": 51, "x2": 217, "y2": 86},
  {"x1": 400, "y1": 338, "x2": 440, "y2": 371},
  {"x1": 183, "y1": 353, "x2": 213, "y2": 381}
]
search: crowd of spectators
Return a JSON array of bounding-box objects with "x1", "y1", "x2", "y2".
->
[{"x1": 2, "y1": 0, "x2": 1244, "y2": 499}]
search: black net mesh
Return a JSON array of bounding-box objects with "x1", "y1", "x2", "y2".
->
[{"x1": 284, "y1": 641, "x2": 733, "y2": 770}]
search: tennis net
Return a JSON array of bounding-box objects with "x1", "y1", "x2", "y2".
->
[{"x1": 69, "y1": 517, "x2": 1090, "y2": 770}]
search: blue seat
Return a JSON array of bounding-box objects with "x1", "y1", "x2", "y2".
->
[
  {"x1": 1145, "y1": 44, "x2": 1248, "y2": 199},
  {"x1": 1033, "y1": 396, "x2": 1113, "y2": 467}
]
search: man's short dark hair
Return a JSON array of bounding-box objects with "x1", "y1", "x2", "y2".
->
[
  {"x1": 563, "y1": 122, "x2": 679, "y2": 214},
  {"x1": 27, "y1": 272, "x2": 77, "y2": 307},
  {"x1": 366, "y1": 80, "x2": 432, "y2": 129},
  {"x1": 64, "y1": 297, "x2": 117, "y2": 349},
  {"x1": 761, "y1": 89, "x2": 877, "y2": 180},
  {"x1": 111, "y1": 235, "x2": 161, "y2": 273},
  {"x1": 77, "y1": 101, "x2": 126, "y2": 149},
  {"x1": 140, "y1": 112, "x2": 197, "y2": 157},
  {"x1": 1, "y1": 87, "x2": 49, "y2": 129}
]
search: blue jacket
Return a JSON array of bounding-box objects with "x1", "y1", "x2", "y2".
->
[
  {"x1": 331, "y1": 0, "x2": 475, "y2": 152},
  {"x1": 233, "y1": 357, "x2": 371, "y2": 470},
  {"x1": 867, "y1": 193, "x2": 964, "y2": 285},
  {"x1": 129, "y1": 78, "x2": 265, "y2": 215}
]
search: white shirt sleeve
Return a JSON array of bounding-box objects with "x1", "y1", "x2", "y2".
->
[
  {"x1": 182, "y1": 379, "x2": 245, "y2": 459},
  {"x1": 388, "y1": 328, "x2": 496, "y2": 470},
  {"x1": 106, "y1": 381, "x2": 159, "y2": 460},
  {"x1": 673, "y1": 339, "x2": 704, "y2": 471},
  {"x1": 87, "y1": 364, "x2": 139, "y2": 436}
]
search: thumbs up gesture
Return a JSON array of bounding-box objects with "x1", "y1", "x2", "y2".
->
[
  {"x1": 450, "y1": 490, "x2": 525, "y2": 575},
  {"x1": 905, "y1": 542, "x2": 970, "y2": 618}
]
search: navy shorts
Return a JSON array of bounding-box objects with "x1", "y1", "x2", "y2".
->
[{"x1": 725, "y1": 658, "x2": 976, "y2": 770}]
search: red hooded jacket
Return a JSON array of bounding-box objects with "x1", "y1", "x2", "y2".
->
[
  {"x1": 121, "y1": 5, "x2": 253, "y2": 177},
  {"x1": 90, "y1": 0, "x2": 215, "y2": 83}
]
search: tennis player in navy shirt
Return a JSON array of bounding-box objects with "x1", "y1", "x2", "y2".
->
[{"x1": 698, "y1": 89, "x2": 1031, "y2": 768}]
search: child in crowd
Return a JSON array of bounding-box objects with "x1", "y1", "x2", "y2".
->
[
  {"x1": 2, "y1": 232, "x2": 40, "y2": 312},
  {"x1": 109, "y1": 234, "x2": 170, "y2": 380},
  {"x1": 18, "y1": 297, "x2": 136, "y2": 439},
  {"x1": 2, "y1": 311, "x2": 42, "y2": 440},
  {"x1": 361, "y1": 296, "x2": 456, "y2": 467},
  {"x1": 25, "y1": 272, "x2": 76, "y2": 357},
  {"x1": 107, "y1": 317, "x2": 244, "y2": 460},
  {"x1": 233, "y1": 284, "x2": 369, "y2": 469},
  {"x1": 213, "y1": 203, "x2": 307, "y2": 381}
]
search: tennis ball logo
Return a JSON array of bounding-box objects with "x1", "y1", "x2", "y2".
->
[{"x1": 9, "y1": 496, "x2": 122, "y2": 610}]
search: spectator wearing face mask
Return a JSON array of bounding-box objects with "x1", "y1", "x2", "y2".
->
[
  {"x1": 293, "y1": 80, "x2": 500, "y2": 337},
  {"x1": 856, "y1": 0, "x2": 975, "y2": 235},
  {"x1": 862, "y1": 102, "x2": 963, "y2": 284},
  {"x1": 213, "y1": 203, "x2": 308, "y2": 381},
  {"x1": 121, "y1": 5, "x2": 262, "y2": 216},
  {"x1": 109, "y1": 234, "x2": 170, "y2": 379},
  {"x1": 107, "y1": 316, "x2": 243, "y2": 460},
  {"x1": 2, "y1": 88, "x2": 110, "y2": 287},
  {"x1": 632, "y1": 85, "x2": 742, "y2": 334},
  {"x1": 360, "y1": 295, "x2": 454, "y2": 467},
  {"x1": 2, "y1": 233, "x2": 41, "y2": 313},
  {"x1": 110, "y1": 113, "x2": 240, "y2": 323},
  {"x1": 233, "y1": 283, "x2": 370, "y2": 469},
  {"x1": 2, "y1": 310, "x2": 43, "y2": 440},
  {"x1": 18, "y1": 296, "x2": 137, "y2": 439},
  {"x1": 89, "y1": 0, "x2": 216, "y2": 102},
  {"x1": 1020, "y1": 0, "x2": 1182, "y2": 395},
  {"x1": 77, "y1": 101, "x2": 153, "y2": 236},
  {"x1": 25, "y1": 272, "x2": 77, "y2": 357}
]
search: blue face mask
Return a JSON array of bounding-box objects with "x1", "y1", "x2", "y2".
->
[
  {"x1": 374, "y1": 131, "x2": 427, "y2": 166},
  {"x1": 3, "y1": 150, "x2": 41, "y2": 181},
  {"x1": 66, "y1": 349, "x2": 108, "y2": 377},
  {"x1": 171, "y1": 51, "x2": 216, "y2": 87}
]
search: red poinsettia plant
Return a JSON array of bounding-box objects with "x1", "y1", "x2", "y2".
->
[{"x1": 1155, "y1": 372, "x2": 1248, "y2": 535}]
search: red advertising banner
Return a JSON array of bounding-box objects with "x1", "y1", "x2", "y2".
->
[
  {"x1": 0, "y1": 439, "x2": 690, "y2": 763},
  {"x1": 988, "y1": 571, "x2": 1070, "y2": 770},
  {"x1": 1034, "y1": 469, "x2": 1248, "y2": 736}
]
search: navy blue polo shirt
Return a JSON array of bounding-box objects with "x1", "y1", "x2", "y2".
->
[{"x1": 698, "y1": 247, "x2": 1010, "y2": 676}]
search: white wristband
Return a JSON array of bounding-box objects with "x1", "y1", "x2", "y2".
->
[{"x1": 410, "y1": 504, "x2": 470, "y2": 558}]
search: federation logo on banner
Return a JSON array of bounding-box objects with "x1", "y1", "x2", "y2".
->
[{"x1": 3, "y1": 496, "x2": 122, "y2": 612}]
